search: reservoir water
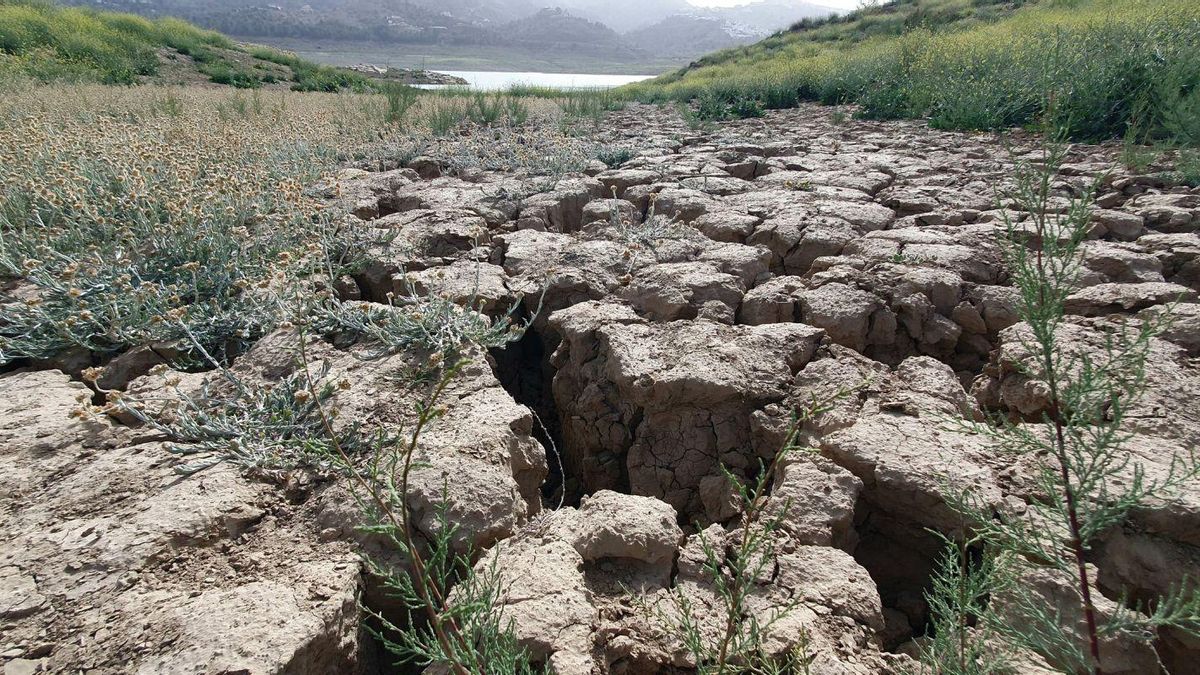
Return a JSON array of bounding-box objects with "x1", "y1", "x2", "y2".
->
[{"x1": 417, "y1": 70, "x2": 654, "y2": 90}]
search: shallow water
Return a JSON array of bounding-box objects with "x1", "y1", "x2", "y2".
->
[{"x1": 416, "y1": 70, "x2": 654, "y2": 91}]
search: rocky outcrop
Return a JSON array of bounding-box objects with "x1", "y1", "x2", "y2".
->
[
  {"x1": 0, "y1": 326, "x2": 548, "y2": 673},
  {"x1": 549, "y1": 301, "x2": 824, "y2": 521},
  {"x1": 0, "y1": 370, "x2": 365, "y2": 674},
  {"x1": 233, "y1": 329, "x2": 549, "y2": 552}
]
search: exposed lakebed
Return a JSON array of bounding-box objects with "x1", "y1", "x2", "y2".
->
[{"x1": 4, "y1": 102, "x2": 1199, "y2": 674}]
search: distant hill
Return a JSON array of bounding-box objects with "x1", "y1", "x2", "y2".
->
[
  {"x1": 0, "y1": 0, "x2": 448, "y2": 88},
  {"x1": 546, "y1": 0, "x2": 693, "y2": 32},
  {"x1": 499, "y1": 8, "x2": 630, "y2": 58},
  {"x1": 55, "y1": 0, "x2": 837, "y2": 66},
  {"x1": 117, "y1": 0, "x2": 492, "y2": 44},
  {"x1": 626, "y1": 15, "x2": 751, "y2": 59},
  {"x1": 709, "y1": 0, "x2": 835, "y2": 34}
]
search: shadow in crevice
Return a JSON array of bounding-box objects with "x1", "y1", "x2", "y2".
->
[
  {"x1": 851, "y1": 503, "x2": 945, "y2": 651},
  {"x1": 489, "y1": 325, "x2": 572, "y2": 508}
]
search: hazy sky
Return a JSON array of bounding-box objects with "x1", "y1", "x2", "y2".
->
[{"x1": 687, "y1": 0, "x2": 862, "y2": 8}]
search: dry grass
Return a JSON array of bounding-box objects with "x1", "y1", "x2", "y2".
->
[
  {"x1": 0, "y1": 87, "x2": 339, "y2": 230},
  {"x1": 0, "y1": 85, "x2": 354, "y2": 364},
  {"x1": 0, "y1": 83, "x2": 604, "y2": 367}
]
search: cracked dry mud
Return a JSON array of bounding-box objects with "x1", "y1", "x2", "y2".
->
[{"x1": 3, "y1": 103, "x2": 1199, "y2": 674}]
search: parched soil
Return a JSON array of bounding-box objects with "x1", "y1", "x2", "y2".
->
[{"x1": 2, "y1": 103, "x2": 1199, "y2": 674}]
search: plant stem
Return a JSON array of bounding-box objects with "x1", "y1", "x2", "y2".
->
[
  {"x1": 1027, "y1": 151, "x2": 1104, "y2": 674},
  {"x1": 958, "y1": 537, "x2": 969, "y2": 674},
  {"x1": 296, "y1": 331, "x2": 471, "y2": 675},
  {"x1": 1053, "y1": 409, "x2": 1103, "y2": 675}
]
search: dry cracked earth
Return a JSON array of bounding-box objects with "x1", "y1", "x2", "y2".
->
[{"x1": 3, "y1": 103, "x2": 1200, "y2": 674}]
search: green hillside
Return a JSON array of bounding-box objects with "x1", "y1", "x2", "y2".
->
[
  {"x1": 0, "y1": 0, "x2": 367, "y2": 90},
  {"x1": 624, "y1": 0, "x2": 1200, "y2": 143}
]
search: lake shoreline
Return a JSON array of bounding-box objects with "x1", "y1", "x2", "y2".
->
[
  {"x1": 413, "y1": 70, "x2": 655, "y2": 91},
  {"x1": 235, "y1": 37, "x2": 681, "y2": 77}
]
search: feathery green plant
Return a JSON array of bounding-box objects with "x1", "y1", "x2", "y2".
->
[
  {"x1": 1167, "y1": 149, "x2": 1200, "y2": 187},
  {"x1": 924, "y1": 141, "x2": 1200, "y2": 674},
  {"x1": 292, "y1": 332, "x2": 538, "y2": 674},
  {"x1": 915, "y1": 529, "x2": 1012, "y2": 675},
  {"x1": 503, "y1": 96, "x2": 530, "y2": 125},
  {"x1": 677, "y1": 101, "x2": 711, "y2": 131},
  {"x1": 466, "y1": 92, "x2": 504, "y2": 125},
  {"x1": 112, "y1": 286, "x2": 537, "y2": 669},
  {"x1": 423, "y1": 99, "x2": 468, "y2": 136},
  {"x1": 366, "y1": 486, "x2": 538, "y2": 674},
  {"x1": 655, "y1": 388, "x2": 854, "y2": 674}
]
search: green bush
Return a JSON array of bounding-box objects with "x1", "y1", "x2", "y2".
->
[
  {"x1": 290, "y1": 61, "x2": 365, "y2": 92},
  {"x1": 1168, "y1": 149, "x2": 1200, "y2": 187},
  {"x1": 503, "y1": 96, "x2": 529, "y2": 125},
  {"x1": 423, "y1": 100, "x2": 467, "y2": 136},
  {"x1": 382, "y1": 82, "x2": 419, "y2": 124},
  {"x1": 694, "y1": 89, "x2": 728, "y2": 121},
  {"x1": 466, "y1": 92, "x2": 504, "y2": 125},
  {"x1": 594, "y1": 145, "x2": 634, "y2": 168},
  {"x1": 199, "y1": 61, "x2": 260, "y2": 89},
  {"x1": 729, "y1": 96, "x2": 765, "y2": 119}
]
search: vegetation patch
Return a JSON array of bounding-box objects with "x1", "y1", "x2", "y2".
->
[
  {"x1": 0, "y1": 83, "x2": 620, "y2": 372},
  {"x1": 0, "y1": 86, "x2": 340, "y2": 367},
  {"x1": 0, "y1": 0, "x2": 370, "y2": 90},
  {"x1": 623, "y1": 0, "x2": 1200, "y2": 144}
]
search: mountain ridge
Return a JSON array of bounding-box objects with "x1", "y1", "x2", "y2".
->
[{"x1": 58, "y1": 0, "x2": 836, "y2": 65}]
